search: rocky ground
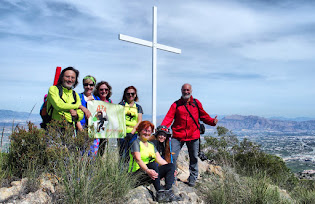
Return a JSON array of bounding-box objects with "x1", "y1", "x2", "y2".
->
[{"x1": 0, "y1": 151, "x2": 222, "y2": 204}]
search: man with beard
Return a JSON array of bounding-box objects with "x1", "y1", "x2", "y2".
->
[
  {"x1": 47, "y1": 67, "x2": 87, "y2": 125},
  {"x1": 161, "y1": 83, "x2": 218, "y2": 187}
]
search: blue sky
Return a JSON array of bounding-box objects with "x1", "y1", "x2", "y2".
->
[{"x1": 1, "y1": 0, "x2": 315, "y2": 119}]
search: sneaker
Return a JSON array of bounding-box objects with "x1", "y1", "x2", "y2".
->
[
  {"x1": 156, "y1": 190, "x2": 168, "y2": 203},
  {"x1": 165, "y1": 189, "x2": 182, "y2": 202}
]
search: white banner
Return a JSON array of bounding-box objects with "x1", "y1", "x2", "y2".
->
[{"x1": 87, "y1": 100, "x2": 126, "y2": 138}]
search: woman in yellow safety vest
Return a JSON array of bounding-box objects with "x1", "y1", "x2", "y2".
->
[
  {"x1": 129, "y1": 121, "x2": 181, "y2": 202},
  {"x1": 118, "y1": 86, "x2": 143, "y2": 159}
]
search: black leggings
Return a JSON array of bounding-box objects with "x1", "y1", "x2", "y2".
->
[{"x1": 133, "y1": 162, "x2": 175, "y2": 191}]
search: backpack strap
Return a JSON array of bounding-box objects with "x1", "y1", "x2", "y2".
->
[
  {"x1": 72, "y1": 90, "x2": 77, "y2": 104},
  {"x1": 48, "y1": 85, "x2": 77, "y2": 116},
  {"x1": 193, "y1": 99, "x2": 204, "y2": 154},
  {"x1": 56, "y1": 84, "x2": 65, "y2": 103},
  {"x1": 193, "y1": 99, "x2": 201, "y2": 119},
  {"x1": 47, "y1": 85, "x2": 63, "y2": 117},
  {"x1": 183, "y1": 103, "x2": 199, "y2": 130},
  {"x1": 56, "y1": 84, "x2": 77, "y2": 104}
]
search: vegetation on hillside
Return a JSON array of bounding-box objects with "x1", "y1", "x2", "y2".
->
[
  {"x1": 1, "y1": 122, "x2": 315, "y2": 203},
  {"x1": 198, "y1": 126, "x2": 315, "y2": 204},
  {"x1": 0, "y1": 120, "x2": 135, "y2": 203}
]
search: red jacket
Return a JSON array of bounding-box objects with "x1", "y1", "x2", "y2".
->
[{"x1": 161, "y1": 96, "x2": 216, "y2": 141}]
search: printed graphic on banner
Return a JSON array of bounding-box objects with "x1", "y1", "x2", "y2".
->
[{"x1": 87, "y1": 100, "x2": 126, "y2": 138}]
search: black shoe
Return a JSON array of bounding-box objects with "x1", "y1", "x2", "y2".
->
[
  {"x1": 165, "y1": 189, "x2": 182, "y2": 202},
  {"x1": 156, "y1": 190, "x2": 168, "y2": 203},
  {"x1": 184, "y1": 180, "x2": 196, "y2": 187},
  {"x1": 188, "y1": 181, "x2": 196, "y2": 187}
]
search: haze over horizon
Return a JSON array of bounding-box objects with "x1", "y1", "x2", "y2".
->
[{"x1": 1, "y1": 0, "x2": 315, "y2": 118}]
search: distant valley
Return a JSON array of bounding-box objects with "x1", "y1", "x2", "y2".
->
[{"x1": 1, "y1": 110, "x2": 315, "y2": 135}]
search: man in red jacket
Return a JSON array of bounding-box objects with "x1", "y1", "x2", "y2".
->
[{"x1": 161, "y1": 83, "x2": 218, "y2": 186}]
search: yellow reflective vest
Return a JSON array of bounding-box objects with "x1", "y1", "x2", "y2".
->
[
  {"x1": 128, "y1": 140, "x2": 156, "y2": 173},
  {"x1": 123, "y1": 102, "x2": 139, "y2": 133}
]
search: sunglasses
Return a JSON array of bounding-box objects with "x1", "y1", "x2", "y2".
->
[
  {"x1": 84, "y1": 83, "x2": 94, "y2": 87},
  {"x1": 100, "y1": 88, "x2": 109, "y2": 92},
  {"x1": 126, "y1": 92, "x2": 135, "y2": 96},
  {"x1": 160, "y1": 128, "x2": 169, "y2": 132}
]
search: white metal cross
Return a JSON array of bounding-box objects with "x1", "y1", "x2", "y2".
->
[{"x1": 119, "y1": 6, "x2": 181, "y2": 128}]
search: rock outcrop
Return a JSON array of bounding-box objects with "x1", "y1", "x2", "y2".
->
[
  {"x1": 0, "y1": 151, "x2": 222, "y2": 203},
  {"x1": 0, "y1": 173, "x2": 58, "y2": 204}
]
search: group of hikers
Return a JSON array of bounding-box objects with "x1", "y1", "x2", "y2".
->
[{"x1": 43, "y1": 66, "x2": 218, "y2": 202}]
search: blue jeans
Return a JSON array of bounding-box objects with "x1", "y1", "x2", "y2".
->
[{"x1": 171, "y1": 138, "x2": 199, "y2": 183}]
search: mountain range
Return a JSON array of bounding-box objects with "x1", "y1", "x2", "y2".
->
[
  {"x1": 217, "y1": 115, "x2": 315, "y2": 133},
  {"x1": 1, "y1": 109, "x2": 315, "y2": 133}
]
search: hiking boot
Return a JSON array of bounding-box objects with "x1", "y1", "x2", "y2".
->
[
  {"x1": 156, "y1": 190, "x2": 168, "y2": 203},
  {"x1": 165, "y1": 189, "x2": 182, "y2": 202},
  {"x1": 188, "y1": 181, "x2": 196, "y2": 187}
]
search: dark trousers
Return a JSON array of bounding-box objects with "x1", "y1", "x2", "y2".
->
[
  {"x1": 97, "y1": 138, "x2": 107, "y2": 156},
  {"x1": 133, "y1": 162, "x2": 175, "y2": 191}
]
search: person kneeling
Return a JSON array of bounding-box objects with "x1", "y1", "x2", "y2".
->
[{"x1": 128, "y1": 121, "x2": 181, "y2": 202}]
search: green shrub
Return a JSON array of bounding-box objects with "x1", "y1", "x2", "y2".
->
[
  {"x1": 6, "y1": 120, "x2": 93, "y2": 177},
  {"x1": 203, "y1": 126, "x2": 238, "y2": 165},
  {"x1": 3, "y1": 120, "x2": 135, "y2": 203},
  {"x1": 54, "y1": 150, "x2": 136, "y2": 204},
  {"x1": 203, "y1": 126, "x2": 298, "y2": 191},
  {"x1": 0, "y1": 152, "x2": 9, "y2": 185},
  {"x1": 290, "y1": 180, "x2": 315, "y2": 204},
  {"x1": 234, "y1": 150, "x2": 298, "y2": 190},
  {"x1": 6, "y1": 122, "x2": 48, "y2": 177},
  {"x1": 199, "y1": 166, "x2": 293, "y2": 204}
]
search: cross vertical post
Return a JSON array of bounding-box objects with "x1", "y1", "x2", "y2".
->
[
  {"x1": 152, "y1": 6, "x2": 157, "y2": 127},
  {"x1": 119, "y1": 6, "x2": 181, "y2": 128}
]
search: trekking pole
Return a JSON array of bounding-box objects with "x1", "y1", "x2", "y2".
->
[
  {"x1": 72, "y1": 116, "x2": 77, "y2": 138},
  {"x1": 169, "y1": 137, "x2": 173, "y2": 163},
  {"x1": 170, "y1": 137, "x2": 178, "y2": 186}
]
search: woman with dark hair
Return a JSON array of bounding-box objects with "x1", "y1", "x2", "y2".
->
[
  {"x1": 118, "y1": 86, "x2": 143, "y2": 159},
  {"x1": 129, "y1": 121, "x2": 181, "y2": 202},
  {"x1": 152, "y1": 125, "x2": 172, "y2": 160},
  {"x1": 93, "y1": 81, "x2": 112, "y2": 103}
]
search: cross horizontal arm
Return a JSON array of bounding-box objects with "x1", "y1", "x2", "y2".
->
[
  {"x1": 156, "y1": 44, "x2": 181, "y2": 54},
  {"x1": 119, "y1": 34, "x2": 152, "y2": 47},
  {"x1": 119, "y1": 34, "x2": 181, "y2": 54}
]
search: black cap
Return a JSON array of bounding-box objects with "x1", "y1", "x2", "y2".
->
[{"x1": 154, "y1": 125, "x2": 171, "y2": 136}]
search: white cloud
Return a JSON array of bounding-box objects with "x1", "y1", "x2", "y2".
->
[
  {"x1": 1, "y1": 0, "x2": 315, "y2": 117},
  {"x1": 234, "y1": 35, "x2": 315, "y2": 60}
]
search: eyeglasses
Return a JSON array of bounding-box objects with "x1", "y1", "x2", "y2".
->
[
  {"x1": 126, "y1": 92, "x2": 135, "y2": 96},
  {"x1": 100, "y1": 88, "x2": 109, "y2": 92},
  {"x1": 160, "y1": 128, "x2": 169, "y2": 132},
  {"x1": 142, "y1": 129, "x2": 152, "y2": 133},
  {"x1": 84, "y1": 83, "x2": 94, "y2": 87}
]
